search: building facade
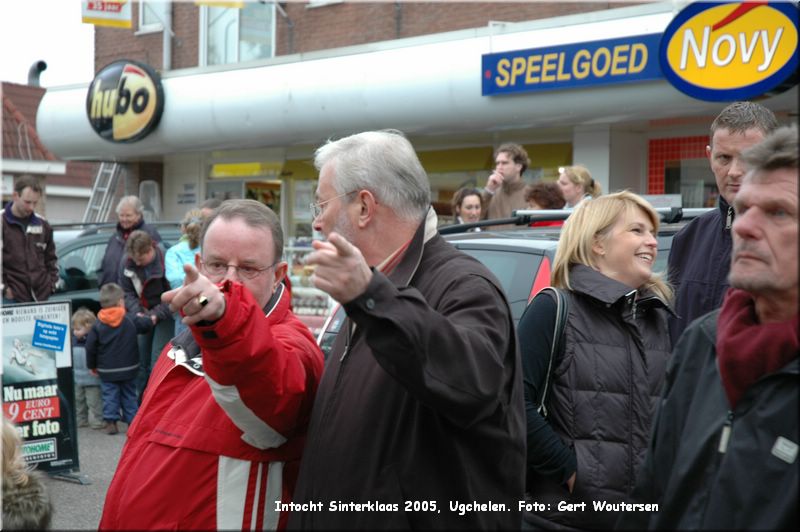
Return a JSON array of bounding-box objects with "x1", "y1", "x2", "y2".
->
[{"x1": 37, "y1": 0, "x2": 798, "y2": 234}]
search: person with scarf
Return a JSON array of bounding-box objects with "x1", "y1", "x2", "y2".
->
[
  {"x1": 98, "y1": 195, "x2": 163, "y2": 287},
  {"x1": 621, "y1": 125, "x2": 798, "y2": 530}
]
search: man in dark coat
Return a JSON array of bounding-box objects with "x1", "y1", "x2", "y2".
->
[
  {"x1": 667, "y1": 101, "x2": 777, "y2": 345},
  {"x1": 2, "y1": 175, "x2": 58, "y2": 303},
  {"x1": 291, "y1": 130, "x2": 525, "y2": 530},
  {"x1": 623, "y1": 126, "x2": 798, "y2": 530}
]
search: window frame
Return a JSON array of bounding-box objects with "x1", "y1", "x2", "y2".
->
[{"x1": 198, "y1": 3, "x2": 276, "y2": 67}]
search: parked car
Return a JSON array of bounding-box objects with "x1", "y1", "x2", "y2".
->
[
  {"x1": 50, "y1": 223, "x2": 182, "y2": 314},
  {"x1": 316, "y1": 208, "x2": 710, "y2": 358}
]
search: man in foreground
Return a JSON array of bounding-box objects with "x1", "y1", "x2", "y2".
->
[
  {"x1": 290, "y1": 130, "x2": 525, "y2": 530},
  {"x1": 100, "y1": 200, "x2": 324, "y2": 530}
]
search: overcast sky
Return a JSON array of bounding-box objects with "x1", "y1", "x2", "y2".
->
[{"x1": 0, "y1": 0, "x2": 95, "y2": 87}]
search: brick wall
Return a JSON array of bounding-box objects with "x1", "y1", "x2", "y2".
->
[
  {"x1": 96, "y1": 2, "x2": 639, "y2": 70},
  {"x1": 276, "y1": 2, "x2": 631, "y2": 55}
]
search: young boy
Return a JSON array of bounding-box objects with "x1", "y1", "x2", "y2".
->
[
  {"x1": 86, "y1": 283, "x2": 153, "y2": 435},
  {"x1": 71, "y1": 308, "x2": 104, "y2": 429}
]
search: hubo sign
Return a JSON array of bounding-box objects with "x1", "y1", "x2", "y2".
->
[
  {"x1": 86, "y1": 60, "x2": 165, "y2": 143},
  {"x1": 660, "y1": 1, "x2": 799, "y2": 101}
]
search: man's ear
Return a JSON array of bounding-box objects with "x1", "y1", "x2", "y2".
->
[
  {"x1": 356, "y1": 190, "x2": 378, "y2": 228},
  {"x1": 273, "y1": 261, "x2": 289, "y2": 292}
]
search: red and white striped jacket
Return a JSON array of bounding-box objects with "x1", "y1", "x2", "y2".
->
[{"x1": 100, "y1": 280, "x2": 324, "y2": 530}]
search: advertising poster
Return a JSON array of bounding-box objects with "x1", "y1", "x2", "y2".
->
[{"x1": 2, "y1": 301, "x2": 79, "y2": 473}]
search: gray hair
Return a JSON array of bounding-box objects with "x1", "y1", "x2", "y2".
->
[
  {"x1": 710, "y1": 101, "x2": 778, "y2": 146},
  {"x1": 116, "y1": 195, "x2": 144, "y2": 215},
  {"x1": 200, "y1": 199, "x2": 284, "y2": 262},
  {"x1": 314, "y1": 129, "x2": 431, "y2": 222},
  {"x1": 741, "y1": 125, "x2": 798, "y2": 179}
]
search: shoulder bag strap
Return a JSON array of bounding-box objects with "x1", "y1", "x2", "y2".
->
[{"x1": 538, "y1": 287, "x2": 569, "y2": 419}]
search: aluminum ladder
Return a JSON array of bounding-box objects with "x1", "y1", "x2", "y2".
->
[{"x1": 82, "y1": 162, "x2": 121, "y2": 223}]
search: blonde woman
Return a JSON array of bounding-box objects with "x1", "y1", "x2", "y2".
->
[
  {"x1": 2, "y1": 418, "x2": 53, "y2": 529},
  {"x1": 165, "y1": 208, "x2": 205, "y2": 335},
  {"x1": 558, "y1": 164, "x2": 602, "y2": 208},
  {"x1": 518, "y1": 191, "x2": 672, "y2": 530}
]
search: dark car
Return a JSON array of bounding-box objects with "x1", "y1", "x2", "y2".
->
[
  {"x1": 50, "y1": 223, "x2": 182, "y2": 314},
  {"x1": 316, "y1": 208, "x2": 710, "y2": 358}
]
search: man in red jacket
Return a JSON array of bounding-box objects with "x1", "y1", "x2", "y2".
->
[{"x1": 99, "y1": 199, "x2": 324, "y2": 531}]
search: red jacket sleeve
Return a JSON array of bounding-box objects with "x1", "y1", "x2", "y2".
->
[{"x1": 193, "y1": 281, "x2": 323, "y2": 449}]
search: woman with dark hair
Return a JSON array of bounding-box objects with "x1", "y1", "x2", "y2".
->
[
  {"x1": 524, "y1": 182, "x2": 566, "y2": 227},
  {"x1": 451, "y1": 187, "x2": 483, "y2": 230}
]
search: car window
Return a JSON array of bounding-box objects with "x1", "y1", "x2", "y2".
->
[
  {"x1": 57, "y1": 241, "x2": 106, "y2": 292},
  {"x1": 456, "y1": 247, "x2": 543, "y2": 323}
]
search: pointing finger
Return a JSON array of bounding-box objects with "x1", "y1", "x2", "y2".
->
[{"x1": 183, "y1": 263, "x2": 200, "y2": 284}]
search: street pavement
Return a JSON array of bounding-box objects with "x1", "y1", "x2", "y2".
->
[{"x1": 40, "y1": 422, "x2": 129, "y2": 530}]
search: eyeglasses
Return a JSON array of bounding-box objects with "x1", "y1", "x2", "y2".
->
[
  {"x1": 200, "y1": 260, "x2": 278, "y2": 280},
  {"x1": 310, "y1": 190, "x2": 358, "y2": 219}
]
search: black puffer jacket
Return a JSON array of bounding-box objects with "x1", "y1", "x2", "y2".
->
[
  {"x1": 524, "y1": 265, "x2": 672, "y2": 529},
  {"x1": 667, "y1": 196, "x2": 733, "y2": 345},
  {"x1": 622, "y1": 310, "x2": 799, "y2": 530}
]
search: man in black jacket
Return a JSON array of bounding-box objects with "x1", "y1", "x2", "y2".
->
[
  {"x1": 623, "y1": 126, "x2": 798, "y2": 529},
  {"x1": 291, "y1": 130, "x2": 525, "y2": 530},
  {"x1": 667, "y1": 102, "x2": 778, "y2": 345}
]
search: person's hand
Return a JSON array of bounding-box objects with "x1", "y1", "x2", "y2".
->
[
  {"x1": 305, "y1": 232, "x2": 372, "y2": 304},
  {"x1": 4, "y1": 286, "x2": 12, "y2": 300},
  {"x1": 485, "y1": 171, "x2": 504, "y2": 193},
  {"x1": 149, "y1": 314, "x2": 158, "y2": 325},
  {"x1": 89, "y1": 369, "x2": 99, "y2": 377},
  {"x1": 566, "y1": 472, "x2": 576, "y2": 493},
  {"x1": 162, "y1": 264, "x2": 225, "y2": 325}
]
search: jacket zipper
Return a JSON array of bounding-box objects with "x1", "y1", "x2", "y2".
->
[
  {"x1": 725, "y1": 206, "x2": 734, "y2": 230},
  {"x1": 718, "y1": 411, "x2": 734, "y2": 453}
]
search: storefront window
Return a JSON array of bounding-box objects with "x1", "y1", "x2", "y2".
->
[
  {"x1": 202, "y1": 2, "x2": 275, "y2": 66},
  {"x1": 648, "y1": 136, "x2": 715, "y2": 208}
]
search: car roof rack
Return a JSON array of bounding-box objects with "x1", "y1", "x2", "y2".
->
[{"x1": 439, "y1": 206, "x2": 713, "y2": 235}]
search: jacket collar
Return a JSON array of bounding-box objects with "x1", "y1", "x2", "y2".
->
[
  {"x1": 384, "y1": 206, "x2": 438, "y2": 289},
  {"x1": 569, "y1": 264, "x2": 638, "y2": 304},
  {"x1": 568, "y1": 264, "x2": 671, "y2": 312},
  {"x1": 3, "y1": 206, "x2": 43, "y2": 226}
]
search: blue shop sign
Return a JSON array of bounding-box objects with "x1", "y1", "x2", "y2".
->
[{"x1": 482, "y1": 34, "x2": 663, "y2": 96}]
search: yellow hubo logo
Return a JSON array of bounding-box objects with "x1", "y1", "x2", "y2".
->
[
  {"x1": 660, "y1": 2, "x2": 799, "y2": 101},
  {"x1": 86, "y1": 60, "x2": 164, "y2": 143}
]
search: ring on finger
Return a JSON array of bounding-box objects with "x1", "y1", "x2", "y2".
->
[{"x1": 197, "y1": 295, "x2": 209, "y2": 308}]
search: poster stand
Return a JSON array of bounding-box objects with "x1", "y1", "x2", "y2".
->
[
  {"x1": 2, "y1": 301, "x2": 83, "y2": 479},
  {"x1": 49, "y1": 469, "x2": 92, "y2": 485}
]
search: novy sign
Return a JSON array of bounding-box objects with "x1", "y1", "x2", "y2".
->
[
  {"x1": 86, "y1": 60, "x2": 165, "y2": 143},
  {"x1": 660, "y1": 1, "x2": 799, "y2": 101}
]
